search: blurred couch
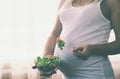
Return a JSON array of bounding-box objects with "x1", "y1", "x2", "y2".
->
[
  {"x1": 109, "y1": 56, "x2": 120, "y2": 79},
  {"x1": 0, "y1": 56, "x2": 119, "y2": 79}
]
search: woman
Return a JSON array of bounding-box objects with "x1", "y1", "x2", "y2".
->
[{"x1": 41, "y1": 0, "x2": 120, "y2": 79}]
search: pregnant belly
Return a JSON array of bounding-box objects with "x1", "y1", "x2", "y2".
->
[{"x1": 54, "y1": 46, "x2": 108, "y2": 76}]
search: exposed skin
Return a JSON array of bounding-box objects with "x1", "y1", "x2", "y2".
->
[
  {"x1": 73, "y1": 0, "x2": 120, "y2": 58},
  {"x1": 40, "y1": 0, "x2": 66, "y2": 77},
  {"x1": 42, "y1": 0, "x2": 66, "y2": 57},
  {"x1": 41, "y1": 0, "x2": 120, "y2": 77}
]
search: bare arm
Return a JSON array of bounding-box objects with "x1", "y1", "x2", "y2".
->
[
  {"x1": 89, "y1": 0, "x2": 120, "y2": 55},
  {"x1": 43, "y1": 0, "x2": 66, "y2": 56},
  {"x1": 73, "y1": 0, "x2": 120, "y2": 58},
  {"x1": 43, "y1": 17, "x2": 62, "y2": 56}
]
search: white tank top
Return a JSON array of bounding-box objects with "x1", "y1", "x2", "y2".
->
[{"x1": 58, "y1": 0, "x2": 111, "y2": 47}]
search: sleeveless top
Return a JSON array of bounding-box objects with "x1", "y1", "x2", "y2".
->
[
  {"x1": 58, "y1": 0, "x2": 111, "y2": 48},
  {"x1": 55, "y1": 1, "x2": 115, "y2": 79}
]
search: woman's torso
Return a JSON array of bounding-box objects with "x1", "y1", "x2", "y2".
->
[
  {"x1": 54, "y1": 0, "x2": 114, "y2": 79},
  {"x1": 58, "y1": 0, "x2": 111, "y2": 47}
]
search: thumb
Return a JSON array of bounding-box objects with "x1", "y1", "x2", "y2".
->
[{"x1": 72, "y1": 46, "x2": 84, "y2": 52}]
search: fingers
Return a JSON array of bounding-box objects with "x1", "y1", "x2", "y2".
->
[
  {"x1": 32, "y1": 63, "x2": 37, "y2": 69},
  {"x1": 72, "y1": 47, "x2": 83, "y2": 52},
  {"x1": 32, "y1": 65, "x2": 37, "y2": 69},
  {"x1": 72, "y1": 47, "x2": 88, "y2": 60},
  {"x1": 40, "y1": 71, "x2": 56, "y2": 77}
]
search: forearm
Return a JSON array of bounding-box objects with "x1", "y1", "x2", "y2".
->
[
  {"x1": 43, "y1": 35, "x2": 58, "y2": 56},
  {"x1": 90, "y1": 40, "x2": 120, "y2": 56}
]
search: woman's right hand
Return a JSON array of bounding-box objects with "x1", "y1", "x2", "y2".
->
[
  {"x1": 40, "y1": 70, "x2": 56, "y2": 77},
  {"x1": 32, "y1": 62, "x2": 56, "y2": 77}
]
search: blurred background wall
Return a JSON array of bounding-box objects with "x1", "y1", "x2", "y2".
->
[{"x1": 0, "y1": 0, "x2": 119, "y2": 79}]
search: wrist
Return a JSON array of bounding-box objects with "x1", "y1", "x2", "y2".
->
[
  {"x1": 43, "y1": 52, "x2": 54, "y2": 57},
  {"x1": 87, "y1": 44, "x2": 97, "y2": 55}
]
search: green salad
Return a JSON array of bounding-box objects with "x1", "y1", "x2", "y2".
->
[
  {"x1": 32, "y1": 37, "x2": 65, "y2": 74},
  {"x1": 32, "y1": 55, "x2": 60, "y2": 74}
]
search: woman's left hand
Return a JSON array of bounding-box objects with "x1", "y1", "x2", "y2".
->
[{"x1": 72, "y1": 45, "x2": 94, "y2": 60}]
